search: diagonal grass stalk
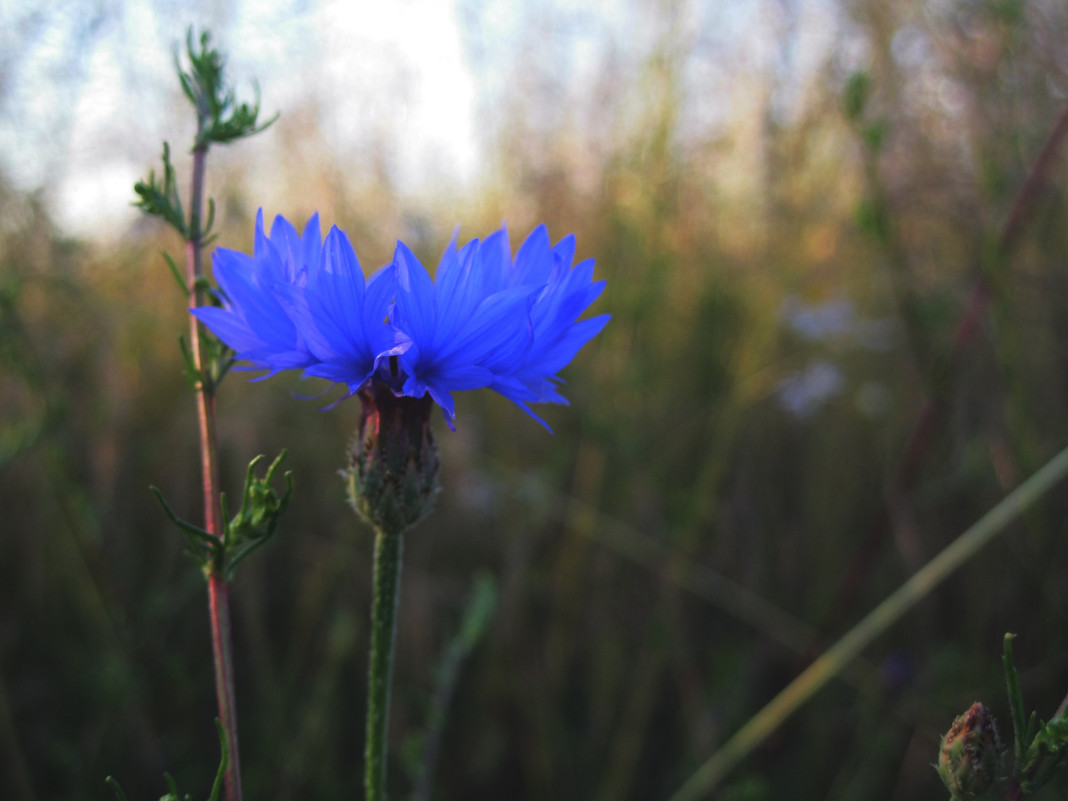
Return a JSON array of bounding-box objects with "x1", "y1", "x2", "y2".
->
[{"x1": 667, "y1": 441, "x2": 1068, "y2": 801}]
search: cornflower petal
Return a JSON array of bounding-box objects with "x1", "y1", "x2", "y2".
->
[
  {"x1": 475, "y1": 227, "x2": 511, "y2": 294},
  {"x1": 280, "y1": 227, "x2": 406, "y2": 394},
  {"x1": 523, "y1": 313, "x2": 611, "y2": 386},
  {"x1": 192, "y1": 210, "x2": 321, "y2": 372},
  {"x1": 480, "y1": 226, "x2": 610, "y2": 426},
  {"x1": 433, "y1": 285, "x2": 534, "y2": 365},
  {"x1": 392, "y1": 235, "x2": 543, "y2": 425},
  {"x1": 392, "y1": 241, "x2": 438, "y2": 346},
  {"x1": 550, "y1": 234, "x2": 576, "y2": 282},
  {"x1": 512, "y1": 224, "x2": 554, "y2": 286},
  {"x1": 432, "y1": 238, "x2": 487, "y2": 346},
  {"x1": 269, "y1": 212, "x2": 321, "y2": 285}
]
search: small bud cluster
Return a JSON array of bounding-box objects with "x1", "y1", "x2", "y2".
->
[{"x1": 151, "y1": 450, "x2": 292, "y2": 581}]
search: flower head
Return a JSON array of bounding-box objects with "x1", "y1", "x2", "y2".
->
[
  {"x1": 389, "y1": 225, "x2": 608, "y2": 429},
  {"x1": 194, "y1": 213, "x2": 608, "y2": 429}
]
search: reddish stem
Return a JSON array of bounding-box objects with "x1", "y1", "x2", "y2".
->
[{"x1": 187, "y1": 141, "x2": 243, "y2": 801}]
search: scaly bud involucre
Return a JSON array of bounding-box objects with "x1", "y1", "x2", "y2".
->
[
  {"x1": 346, "y1": 379, "x2": 440, "y2": 536},
  {"x1": 937, "y1": 702, "x2": 1004, "y2": 799}
]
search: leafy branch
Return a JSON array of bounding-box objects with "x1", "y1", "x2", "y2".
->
[
  {"x1": 1002, "y1": 634, "x2": 1068, "y2": 798},
  {"x1": 178, "y1": 28, "x2": 278, "y2": 149},
  {"x1": 133, "y1": 27, "x2": 277, "y2": 247},
  {"x1": 152, "y1": 451, "x2": 293, "y2": 582},
  {"x1": 133, "y1": 142, "x2": 188, "y2": 237}
]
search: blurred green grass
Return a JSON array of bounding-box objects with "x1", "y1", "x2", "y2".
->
[{"x1": 4, "y1": 1, "x2": 1068, "y2": 799}]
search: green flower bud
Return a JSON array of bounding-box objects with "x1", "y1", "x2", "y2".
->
[
  {"x1": 347, "y1": 382, "x2": 440, "y2": 536},
  {"x1": 228, "y1": 451, "x2": 291, "y2": 545},
  {"x1": 937, "y1": 702, "x2": 1004, "y2": 799}
]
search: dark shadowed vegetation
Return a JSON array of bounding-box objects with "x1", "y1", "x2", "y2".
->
[{"x1": 3, "y1": 1, "x2": 1068, "y2": 799}]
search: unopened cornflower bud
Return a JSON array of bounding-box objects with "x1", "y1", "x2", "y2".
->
[
  {"x1": 346, "y1": 378, "x2": 440, "y2": 536},
  {"x1": 937, "y1": 702, "x2": 1004, "y2": 799}
]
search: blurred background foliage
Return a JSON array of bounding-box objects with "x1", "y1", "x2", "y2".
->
[{"x1": 3, "y1": 0, "x2": 1068, "y2": 799}]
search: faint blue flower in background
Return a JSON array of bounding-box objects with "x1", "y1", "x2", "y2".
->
[
  {"x1": 777, "y1": 360, "x2": 846, "y2": 418},
  {"x1": 196, "y1": 212, "x2": 609, "y2": 429},
  {"x1": 780, "y1": 296, "x2": 855, "y2": 342}
]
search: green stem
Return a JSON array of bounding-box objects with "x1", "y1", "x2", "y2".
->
[
  {"x1": 667, "y1": 441, "x2": 1068, "y2": 801},
  {"x1": 365, "y1": 530, "x2": 404, "y2": 801},
  {"x1": 1003, "y1": 633, "x2": 1027, "y2": 769}
]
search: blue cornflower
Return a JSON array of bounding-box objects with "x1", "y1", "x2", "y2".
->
[{"x1": 194, "y1": 214, "x2": 608, "y2": 429}]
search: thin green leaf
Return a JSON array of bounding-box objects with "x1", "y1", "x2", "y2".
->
[
  {"x1": 203, "y1": 196, "x2": 216, "y2": 240},
  {"x1": 177, "y1": 334, "x2": 200, "y2": 390},
  {"x1": 208, "y1": 719, "x2": 229, "y2": 801},
  {"x1": 219, "y1": 489, "x2": 232, "y2": 548},
  {"x1": 132, "y1": 142, "x2": 187, "y2": 237},
  {"x1": 1003, "y1": 633, "x2": 1027, "y2": 768},
  {"x1": 215, "y1": 353, "x2": 235, "y2": 383},
  {"x1": 162, "y1": 772, "x2": 181, "y2": 800},
  {"x1": 162, "y1": 250, "x2": 188, "y2": 295},
  {"x1": 103, "y1": 776, "x2": 130, "y2": 801},
  {"x1": 150, "y1": 486, "x2": 212, "y2": 540},
  {"x1": 149, "y1": 485, "x2": 221, "y2": 569}
]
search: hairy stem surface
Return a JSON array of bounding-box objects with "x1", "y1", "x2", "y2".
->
[{"x1": 365, "y1": 530, "x2": 404, "y2": 801}]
